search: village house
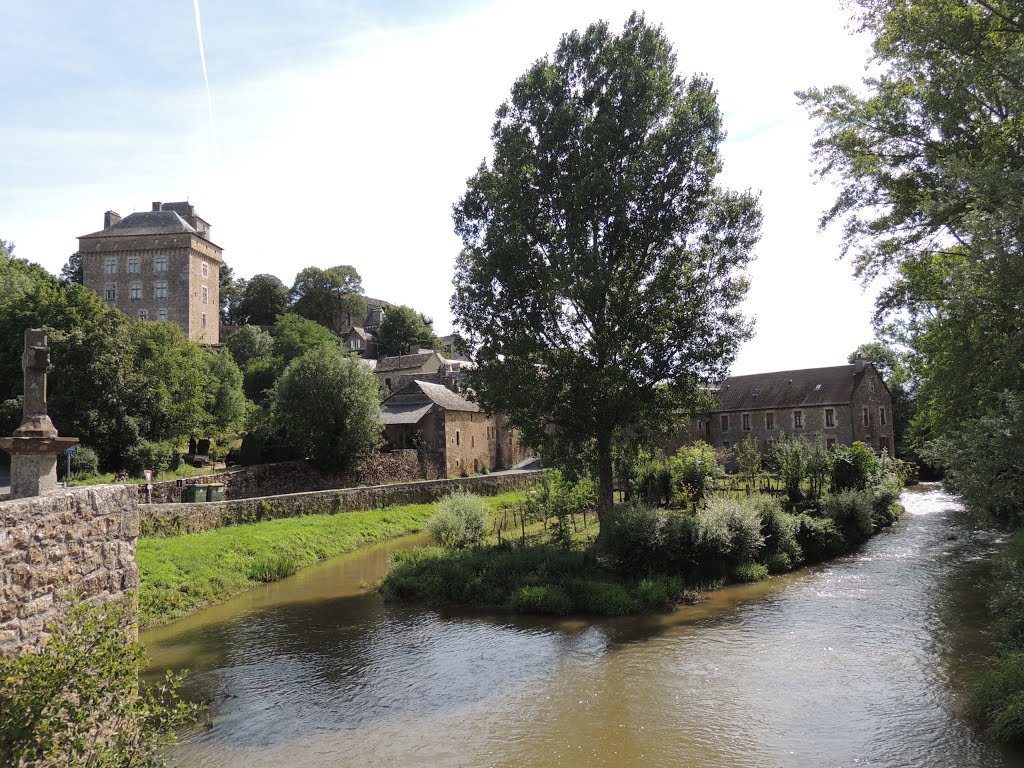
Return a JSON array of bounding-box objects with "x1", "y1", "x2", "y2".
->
[
  {"x1": 374, "y1": 350, "x2": 447, "y2": 392},
  {"x1": 78, "y1": 202, "x2": 222, "y2": 343},
  {"x1": 380, "y1": 379, "x2": 528, "y2": 476},
  {"x1": 684, "y1": 360, "x2": 895, "y2": 456}
]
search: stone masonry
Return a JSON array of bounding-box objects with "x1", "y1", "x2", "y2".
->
[{"x1": 0, "y1": 485, "x2": 139, "y2": 654}]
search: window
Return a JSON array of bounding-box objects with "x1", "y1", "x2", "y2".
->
[
  {"x1": 825, "y1": 408, "x2": 835, "y2": 428},
  {"x1": 127, "y1": 256, "x2": 140, "y2": 273},
  {"x1": 880, "y1": 407, "x2": 887, "y2": 426},
  {"x1": 157, "y1": 309, "x2": 168, "y2": 322},
  {"x1": 155, "y1": 281, "x2": 168, "y2": 300},
  {"x1": 202, "y1": 260, "x2": 209, "y2": 278},
  {"x1": 104, "y1": 257, "x2": 117, "y2": 275},
  {"x1": 202, "y1": 286, "x2": 209, "y2": 304},
  {"x1": 138, "y1": 309, "x2": 148, "y2": 321},
  {"x1": 722, "y1": 440, "x2": 731, "y2": 449},
  {"x1": 130, "y1": 282, "x2": 142, "y2": 300},
  {"x1": 742, "y1": 413, "x2": 751, "y2": 431},
  {"x1": 793, "y1": 410, "x2": 804, "y2": 429},
  {"x1": 720, "y1": 414, "x2": 730, "y2": 432},
  {"x1": 862, "y1": 407, "x2": 870, "y2": 426},
  {"x1": 155, "y1": 255, "x2": 167, "y2": 272},
  {"x1": 471, "y1": 435, "x2": 475, "y2": 448},
  {"x1": 455, "y1": 431, "x2": 461, "y2": 446},
  {"x1": 104, "y1": 283, "x2": 116, "y2": 300},
  {"x1": 766, "y1": 412, "x2": 775, "y2": 430},
  {"x1": 201, "y1": 312, "x2": 207, "y2": 329}
]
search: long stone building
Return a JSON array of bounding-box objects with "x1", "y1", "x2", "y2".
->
[
  {"x1": 685, "y1": 361, "x2": 895, "y2": 456},
  {"x1": 78, "y1": 201, "x2": 222, "y2": 343}
]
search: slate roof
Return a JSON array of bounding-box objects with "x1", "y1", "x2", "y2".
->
[
  {"x1": 381, "y1": 379, "x2": 482, "y2": 415},
  {"x1": 710, "y1": 364, "x2": 867, "y2": 412},
  {"x1": 79, "y1": 211, "x2": 198, "y2": 239},
  {"x1": 375, "y1": 352, "x2": 444, "y2": 373},
  {"x1": 380, "y1": 402, "x2": 434, "y2": 425},
  {"x1": 346, "y1": 326, "x2": 375, "y2": 342}
]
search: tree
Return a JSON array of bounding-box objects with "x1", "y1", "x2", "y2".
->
[
  {"x1": 289, "y1": 266, "x2": 367, "y2": 335},
  {"x1": 848, "y1": 342, "x2": 916, "y2": 458},
  {"x1": 376, "y1": 304, "x2": 442, "y2": 356},
  {"x1": 270, "y1": 346, "x2": 382, "y2": 471},
  {"x1": 270, "y1": 312, "x2": 341, "y2": 371},
  {"x1": 800, "y1": 0, "x2": 1024, "y2": 511},
  {"x1": 59, "y1": 251, "x2": 83, "y2": 284},
  {"x1": 219, "y1": 261, "x2": 241, "y2": 323},
  {"x1": 452, "y1": 14, "x2": 761, "y2": 521},
  {"x1": 234, "y1": 273, "x2": 289, "y2": 326}
]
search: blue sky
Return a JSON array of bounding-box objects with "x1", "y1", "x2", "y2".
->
[{"x1": 1, "y1": 0, "x2": 877, "y2": 375}]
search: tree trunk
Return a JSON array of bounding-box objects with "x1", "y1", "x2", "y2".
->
[{"x1": 596, "y1": 430, "x2": 614, "y2": 542}]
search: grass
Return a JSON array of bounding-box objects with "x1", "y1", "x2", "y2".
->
[
  {"x1": 136, "y1": 491, "x2": 528, "y2": 628},
  {"x1": 69, "y1": 463, "x2": 241, "y2": 487}
]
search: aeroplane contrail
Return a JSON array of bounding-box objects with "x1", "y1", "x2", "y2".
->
[{"x1": 192, "y1": 0, "x2": 217, "y2": 151}]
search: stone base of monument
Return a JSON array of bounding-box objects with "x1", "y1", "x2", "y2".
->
[{"x1": 0, "y1": 435, "x2": 79, "y2": 498}]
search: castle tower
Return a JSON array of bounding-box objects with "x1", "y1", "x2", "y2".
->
[{"x1": 78, "y1": 201, "x2": 222, "y2": 343}]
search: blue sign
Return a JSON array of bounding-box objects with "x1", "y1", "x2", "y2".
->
[{"x1": 63, "y1": 446, "x2": 78, "y2": 456}]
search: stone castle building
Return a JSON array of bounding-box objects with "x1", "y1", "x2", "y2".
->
[
  {"x1": 680, "y1": 361, "x2": 895, "y2": 456},
  {"x1": 78, "y1": 201, "x2": 222, "y2": 343}
]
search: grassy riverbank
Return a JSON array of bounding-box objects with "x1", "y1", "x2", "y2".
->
[
  {"x1": 137, "y1": 491, "x2": 526, "y2": 628},
  {"x1": 380, "y1": 485, "x2": 905, "y2": 617},
  {"x1": 968, "y1": 531, "x2": 1024, "y2": 742}
]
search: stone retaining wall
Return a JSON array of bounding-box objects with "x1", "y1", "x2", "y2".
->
[
  {"x1": 141, "y1": 450, "x2": 443, "y2": 503},
  {"x1": 142, "y1": 470, "x2": 544, "y2": 536},
  {"x1": 0, "y1": 485, "x2": 139, "y2": 654}
]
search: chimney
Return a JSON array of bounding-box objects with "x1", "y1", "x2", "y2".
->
[
  {"x1": 103, "y1": 210, "x2": 121, "y2": 228},
  {"x1": 855, "y1": 358, "x2": 866, "y2": 373},
  {"x1": 152, "y1": 201, "x2": 163, "y2": 211}
]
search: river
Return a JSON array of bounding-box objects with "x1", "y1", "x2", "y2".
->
[{"x1": 144, "y1": 486, "x2": 1024, "y2": 767}]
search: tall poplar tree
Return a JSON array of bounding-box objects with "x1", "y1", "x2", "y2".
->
[{"x1": 452, "y1": 14, "x2": 762, "y2": 521}]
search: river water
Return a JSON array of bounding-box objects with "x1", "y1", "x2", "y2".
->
[{"x1": 145, "y1": 487, "x2": 1024, "y2": 767}]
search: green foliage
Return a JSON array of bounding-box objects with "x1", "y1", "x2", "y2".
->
[
  {"x1": 756, "y1": 497, "x2": 803, "y2": 574},
  {"x1": 970, "y1": 654, "x2": 1024, "y2": 743},
  {"x1": 451, "y1": 14, "x2": 761, "y2": 516},
  {"x1": 123, "y1": 440, "x2": 180, "y2": 478},
  {"x1": 823, "y1": 490, "x2": 875, "y2": 548},
  {"x1": 831, "y1": 442, "x2": 879, "y2": 492},
  {"x1": 0, "y1": 597, "x2": 200, "y2": 767},
  {"x1": 380, "y1": 544, "x2": 691, "y2": 616},
  {"x1": 695, "y1": 497, "x2": 766, "y2": 569},
  {"x1": 428, "y1": 492, "x2": 490, "y2": 549},
  {"x1": 376, "y1": 304, "x2": 441, "y2": 357},
  {"x1": 632, "y1": 458, "x2": 673, "y2": 507},
  {"x1": 769, "y1": 434, "x2": 810, "y2": 505},
  {"x1": 270, "y1": 346, "x2": 382, "y2": 471},
  {"x1": 289, "y1": 266, "x2": 366, "y2": 334},
  {"x1": 226, "y1": 324, "x2": 274, "y2": 368},
  {"x1": 233, "y1": 273, "x2": 289, "y2": 326},
  {"x1": 248, "y1": 553, "x2": 298, "y2": 582},
  {"x1": 59, "y1": 250, "x2": 83, "y2": 284},
  {"x1": 670, "y1": 441, "x2": 722, "y2": 505},
  {"x1": 732, "y1": 562, "x2": 769, "y2": 583},
  {"x1": 0, "y1": 396, "x2": 22, "y2": 434},
  {"x1": 794, "y1": 515, "x2": 847, "y2": 564},
  {"x1": 734, "y1": 435, "x2": 761, "y2": 494},
  {"x1": 69, "y1": 445, "x2": 99, "y2": 476},
  {"x1": 270, "y1": 312, "x2": 341, "y2": 370}
]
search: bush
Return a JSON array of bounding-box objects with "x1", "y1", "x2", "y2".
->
[
  {"x1": 871, "y1": 473, "x2": 904, "y2": 528},
  {"x1": 969, "y1": 653, "x2": 1024, "y2": 743},
  {"x1": 823, "y1": 490, "x2": 874, "y2": 547},
  {"x1": 248, "y1": 553, "x2": 298, "y2": 582},
  {"x1": 670, "y1": 442, "x2": 721, "y2": 505},
  {"x1": 123, "y1": 439, "x2": 180, "y2": 478},
  {"x1": 428, "y1": 492, "x2": 490, "y2": 549},
  {"x1": 795, "y1": 514, "x2": 848, "y2": 563},
  {"x1": 755, "y1": 496, "x2": 803, "y2": 573},
  {"x1": 633, "y1": 459, "x2": 673, "y2": 506},
  {"x1": 831, "y1": 441, "x2": 879, "y2": 492},
  {"x1": 770, "y1": 435, "x2": 810, "y2": 506},
  {"x1": 0, "y1": 597, "x2": 200, "y2": 767},
  {"x1": 732, "y1": 562, "x2": 769, "y2": 583},
  {"x1": 69, "y1": 445, "x2": 99, "y2": 476},
  {"x1": 695, "y1": 496, "x2": 765, "y2": 568}
]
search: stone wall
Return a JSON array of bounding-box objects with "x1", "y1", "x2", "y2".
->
[
  {"x1": 0, "y1": 485, "x2": 139, "y2": 655},
  {"x1": 141, "y1": 450, "x2": 442, "y2": 504},
  {"x1": 141, "y1": 470, "x2": 544, "y2": 537}
]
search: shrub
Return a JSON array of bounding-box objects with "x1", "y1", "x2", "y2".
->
[
  {"x1": 871, "y1": 473, "x2": 904, "y2": 528},
  {"x1": 755, "y1": 496, "x2": 803, "y2": 573},
  {"x1": 123, "y1": 439, "x2": 179, "y2": 477},
  {"x1": 670, "y1": 442, "x2": 721, "y2": 505},
  {"x1": 823, "y1": 490, "x2": 874, "y2": 547},
  {"x1": 770, "y1": 435, "x2": 810, "y2": 506},
  {"x1": 795, "y1": 515, "x2": 847, "y2": 563},
  {"x1": 69, "y1": 445, "x2": 99, "y2": 476},
  {"x1": 428, "y1": 492, "x2": 490, "y2": 549},
  {"x1": 969, "y1": 653, "x2": 1024, "y2": 743},
  {"x1": 0, "y1": 597, "x2": 201, "y2": 767},
  {"x1": 248, "y1": 553, "x2": 298, "y2": 582},
  {"x1": 634, "y1": 459, "x2": 673, "y2": 506},
  {"x1": 732, "y1": 562, "x2": 769, "y2": 583},
  {"x1": 695, "y1": 496, "x2": 765, "y2": 568},
  {"x1": 831, "y1": 441, "x2": 879, "y2": 492}
]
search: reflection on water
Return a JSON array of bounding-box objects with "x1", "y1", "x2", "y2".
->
[{"x1": 145, "y1": 487, "x2": 1024, "y2": 767}]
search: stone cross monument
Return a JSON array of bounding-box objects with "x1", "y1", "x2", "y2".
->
[{"x1": 0, "y1": 329, "x2": 79, "y2": 498}]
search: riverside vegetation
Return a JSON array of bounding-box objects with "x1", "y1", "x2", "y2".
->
[
  {"x1": 380, "y1": 437, "x2": 907, "y2": 616},
  {"x1": 136, "y1": 492, "x2": 527, "y2": 628}
]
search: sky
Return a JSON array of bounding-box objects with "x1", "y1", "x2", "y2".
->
[{"x1": 0, "y1": 0, "x2": 879, "y2": 376}]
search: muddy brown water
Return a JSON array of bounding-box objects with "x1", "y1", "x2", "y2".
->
[{"x1": 144, "y1": 487, "x2": 1024, "y2": 767}]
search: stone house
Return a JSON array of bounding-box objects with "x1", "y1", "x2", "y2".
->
[
  {"x1": 344, "y1": 326, "x2": 377, "y2": 358},
  {"x1": 79, "y1": 202, "x2": 222, "y2": 343},
  {"x1": 688, "y1": 361, "x2": 895, "y2": 456},
  {"x1": 374, "y1": 351, "x2": 447, "y2": 393},
  {"x1": 380, "y1": 380, "x2": 528, "y2": 476}
]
